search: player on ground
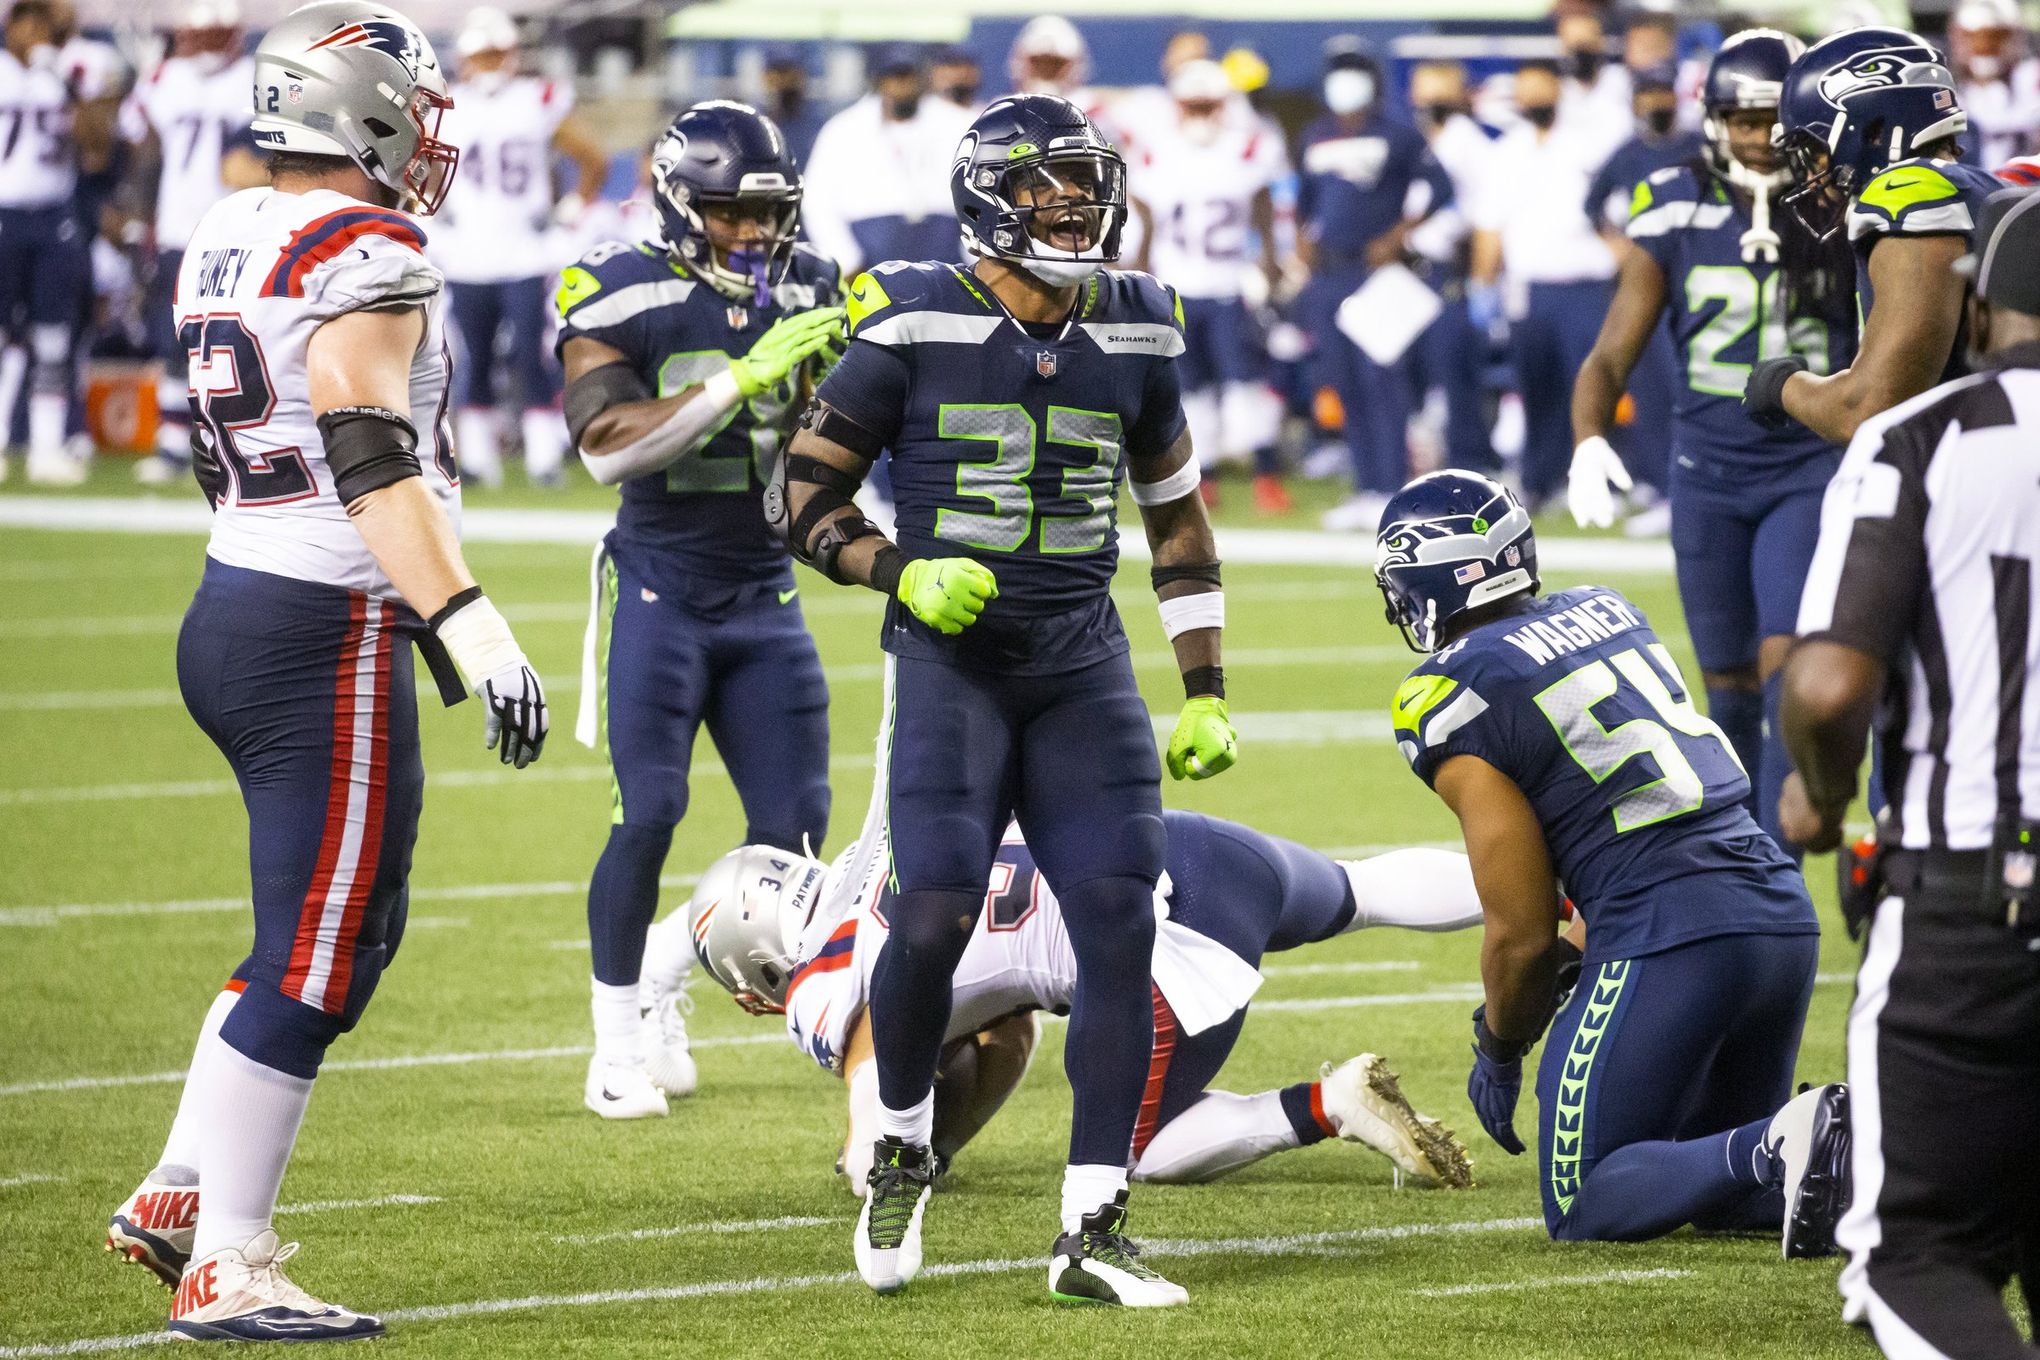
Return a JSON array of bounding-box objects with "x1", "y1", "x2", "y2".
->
[
  {"x1": 1374, "y1": 470, "x2": 1849, "y2": 1254},
  {"x1": 434, "y1": 5, "x2": 605, "y2": 489},
  {"x1": 773, "y1": 94, "x2": 1236, "y2": 1306},
  {"x1": 558, "y1": 101, "x2": 841, "y2": 1119},
  {"x1": 122, "y1": 0, "x2": 261, "y2": 487},
  {"x1": 1568, "y1": 31, "x2": 1856, "y2": 857},
  {"x1": 662, "y1": 811, "x2": 1484, "y2": 1192},
  {"x1": 1744, "y1": 26, "x2": 2005, "y2": 442},
  {"x1": 102, "y1": 2, "x2": 548, "y2": 1340}
]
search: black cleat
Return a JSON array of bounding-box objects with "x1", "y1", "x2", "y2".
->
[
  {"x1": 1048, "y1": 1192, "x2": 1187, "y2": 1307},
  {"x1": 854, "y1": 1136, "x2": 933, "y2": 1293}
]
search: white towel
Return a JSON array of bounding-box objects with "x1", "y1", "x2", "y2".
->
[
  {"x1": 1149, "y1": 878, "x2": 1265, "y2": 1035},
  {"x1": 573, "y1": 539, "x2": 607, "y2": 749}
]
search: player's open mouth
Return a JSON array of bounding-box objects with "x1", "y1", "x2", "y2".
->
[{"x1": 1041, "y1": 208, "x2": 1096, "y2": 253}]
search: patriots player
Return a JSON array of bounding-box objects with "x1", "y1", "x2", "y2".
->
[
  {"x1": 1745, "y1": 26, "x2": 2007, "y2": 441},
  {"x1": 773, "y1": 94, "x2": 1236, "y2": 1306},
  {"x1": 102, "y1": 2, "x2": 548, "y2": 1340},
  {"x1": 1375, "y1": 471, "x2": 1850, "y2": 1254},
  {"x1": 1568, "y1": 31, "x2": 1856, "y2": 858},
  {"x1": 557, "y1": 101, "x2": 841, "y2": 1120},
  {"x1": 662, "y1": 812, "x2": 1485, "y2": 1195}
]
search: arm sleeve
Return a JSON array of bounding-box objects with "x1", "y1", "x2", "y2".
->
[
  {"x1": 1393, "y1": 668, "x2": 1513, "y2": 790},
  {"x1": 1794, "y1": 408, "x2": 1933, "y2": 662},
  {"x1": 302, "y1": 233, "x2": 442, "y2": 321},
  {"x1": 812, "y1": 338, "x2": 909, "y2": 448}
]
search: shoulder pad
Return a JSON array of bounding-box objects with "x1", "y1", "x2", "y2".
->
[
  {"x1": 1094, "y1": 269, "x2": 1181, "y2": 328},
  {"x1": 1628, "y1": 164, "x2": 1699, "y2": 218},
  {"x1": 1850, "y1": 160, "x2": 1975, "y2": 240},
  {"x1": 788, "y1": 243, "x2": 842, "y2": 292},
  {"x1": 267, "y1": 206, "x2": 439, "y2": 318},
  {"x1": 1390, "y1": 666, "x2": 1491, "y2": 756},
  {"x1": 555, "y1": 241, "x2": 684, "y2": 327},
  {"x1": 844, "y1": 261, "x2": 966, "y2": 339}
]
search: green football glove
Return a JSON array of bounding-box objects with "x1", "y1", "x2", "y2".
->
[
  {"x1": 1167, "y1": 695, "x2": 1238, "y2": 781},
  {"x1": 897, "y1": 558, "x2": 998, "y2": 635},
  {"x1": 728, "y1": 306, "x2": 846, "y2": 398}
]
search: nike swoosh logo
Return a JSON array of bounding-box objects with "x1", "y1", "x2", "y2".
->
[
  {"x1": 602, "y1": 1088, "x2": 623, "y2": 1101},
  {"x1": 778, "y1": 588, "x2": 799, "y2": 604},
  {"x1": 849, "y1": 282, "x2": 868, "y2": 302}
]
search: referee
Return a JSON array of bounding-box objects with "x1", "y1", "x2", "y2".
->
[{"x1": 1779, "y1": 187, "x2": 2040, "y2": 1360}]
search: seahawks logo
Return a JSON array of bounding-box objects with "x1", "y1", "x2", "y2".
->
[
  {"x1": 1816, "y1": 52, "x2": 1909, "y2": 108},
  {"x1": 308, "y1": 18, "x2": 431, "y2": 79}
]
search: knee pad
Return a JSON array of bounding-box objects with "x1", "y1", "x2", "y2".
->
[{"x1": 219, "y1": 976, "x2": 353, "y2": 1080}]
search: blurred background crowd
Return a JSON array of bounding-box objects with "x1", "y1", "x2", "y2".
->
[{"x1": 4, "y1": 0, "x2": 2036, "y2": 530}]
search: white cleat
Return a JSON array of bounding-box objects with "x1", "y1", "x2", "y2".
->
[
  {"x1": 1768, "y1": 1082, "x2": 1852, "y2": 1259},
  {"x1": 168, "y1": 1229, "x2": 383, "y2": 1342},
  {"x1": 135, "y1": 454, "x2": 186, "y2": 487},
  {"x1": 1049, "y1": 1193, "x2": 1188, "y2": 1308},
  {"x1": 855, "y1": 1137, "x2": 932, "y2": 1294},
  {"x1": 638, "y1": 938, "x2": 698, "y2": 1098},
  {"x1": 26, "y1": 454, "x2": 87, "y2": 486},
  {"x1": 107, "y1": 1167, "x2": 200, "y2": 1289},
  {"x1": 1318, "y1": 1053, "x2": 1475, "y2": 1189},
  {"x1": 583, "y1": 1055, "x2": 669, "y2": 1120}
]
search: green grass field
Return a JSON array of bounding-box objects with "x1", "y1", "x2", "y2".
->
[{"x1": 0, "y1": 469, "x2": 1872, "y2": 1358}]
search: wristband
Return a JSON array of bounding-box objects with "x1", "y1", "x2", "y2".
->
[
  {"x1": 868, "y1": 544, "x2": 905, "y2": 598},
  {"x1": 1158, "y1": 591, "x2": 1224, "y2": 640},
  {"x1": 1130, "y1": 459, "x2": 1201, "y2": 506},
  {"x1": 1473, "y1": 1009, "x2": 1534, "y2": 1064},
  {"x1": 430, "y1": 589, "x2": 527, "y2": 693},
  {"x1": 1182, "y1": 665, "x2": 1224, "y2": 700}
]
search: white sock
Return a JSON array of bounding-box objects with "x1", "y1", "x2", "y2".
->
[
  {"x1": 0, "y1": 345, "x2": 24, "y2": 441},
  {"x1": 455, "y1": 407, "x2": 503, "y2": 486},
  {"x1": 637, "y1": 911, "x2": 695, "y2": 1000},
  {"x1": 1132, "y1": 1090, "x2": 1301, "y2": 1185},
  {"x1": 1339, "y1": 849, "x2": 1484, "y2": 932},
  {"x1": 1060, "y1": 1163, "x2": 1129, "y2": 1233},
  {"x1": 590, "y1": 977, "x2": 643, "y2": 1066},
  {"x1": 876, "y1": 1090, "x2": 933, "y2": 1147},
  {"x1": 189, "y1": 1041, "x2": 313, "y2": 1261},
  {"x1": 520, "y1": 408, "x2": 567, "y2": 480},
  {"x1": 28, "y1": 393, "x2": 66, "y2": 464},
  {"x1": 158, "y1": 987, "x2": 241, "y2": 1176}
]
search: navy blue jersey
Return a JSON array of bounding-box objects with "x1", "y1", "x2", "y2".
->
[
  {"x1": 1847, "y1": 157, "x2": 2002, "y2": 384},
  {"x1": 1394, "y1": 586, "x2": 1817, "y2": 961},
  {"x1": 1295, "y1": 114, "x2": 1450, "y2": 262},
  {"x1": 555, "y1": 239, "x2": 842, "y2": 585},
  {"x1": 1584, "y1": 130, "x2": 1705, "y2": 230},
  {"x1": 1626, "y1": 164, "x2": 1853, "y2": 479},
  {"x1": 817, "y1": 261, "x2": 1188, "y2": 674}
]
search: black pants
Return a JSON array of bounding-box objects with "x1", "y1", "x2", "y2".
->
[{"x1": 1841, "y1": 872, "x2": 2040, "y2": 1358}]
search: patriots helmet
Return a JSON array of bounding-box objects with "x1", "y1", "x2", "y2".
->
[
  {"x1": 651, "y1": 100, "x2": 803, "y2": 306},
  {"x1": 250, "y1": 0, "x2": 458, "y2": 214},
  {"x1": 1375, "y1": 472, "x2": 1539, "y2": 654},
  {"x1": 1702, "y1": 29, "x2": 1803, "y2": 185},
  {"x1": 685, "y1": 844, "x2": 829, "y2": 1015},
  {"x1": 952, "y1": 93, "x2": 1128, "y2": 287},
  {"x1": 1779, "y1": 27, "x2": 1966, "y2": 238}
]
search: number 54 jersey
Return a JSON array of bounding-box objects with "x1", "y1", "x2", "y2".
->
[
  {"x1": 1392, "y1": 585, "x2": 1816, "y2": 961},
  {"x1": 176, "y1": 187, "x2": 457, "y2": 598}
]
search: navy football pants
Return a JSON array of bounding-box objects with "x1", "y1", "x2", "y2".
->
[
  {"x1": 448, "y1": 276, "x2": 558, "y2": 411},
  {"x1": 1301, "y1": 263, "x2": 1411, "y2": 497},
  {"x1": 1513, "y1": 279, "x2": 1614, "y2": 505}
]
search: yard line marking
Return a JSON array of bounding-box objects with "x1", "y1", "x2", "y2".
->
[
  {"x1": 0, "y1": 1216, "x2": 1542, "y2": 1357},
  {"x1": 1410, "y1": 1267, "x2": 1694, "y2": 1298},
  {"x1": 0, "y1": 875, "x2": 700, "y2": 926},
  {"x1": 277, "y1": 1194, "x2": 441, "y2": 1215},
  {"x1": 1250, "y1": 986, "x2": 1484, "y2": 1013},
  {"x1": 1315, "y1": 841, "x2": 1462, "y2": 857},
  {"x1": 1261, "y1": 960, "x2": 1420, "y2": 977},
  {"x1": 551, "y1": 1215, "x2": 837, "y2": 1245},
  {"x1": 0, "y1": 1173, "x2": 64, "y2": 1188}
]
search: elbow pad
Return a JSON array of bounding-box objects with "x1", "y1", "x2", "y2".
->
[
  {"x1": 767, "y1": 451, "x2": 881, "y2": 583},
  {"x1": 316, "y1": 405, "x2": 421, "y2": 506},
  {"x1": 563, "y1": 361, "x2": 652, "y2": 451}
]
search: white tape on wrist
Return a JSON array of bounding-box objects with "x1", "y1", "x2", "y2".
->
[
  {"x1": 433, "y1": 595, "x2": 528, "y2": 693},
  {"x1": 1158, "y1": 591, "x2": 1224, "y2": 640},
  {"x1": 1130, "y1": 459, "x2": 1201, "y2": 506},
  {"x1": 578, "y1": 367, "x2": 746, "y2": 487}
]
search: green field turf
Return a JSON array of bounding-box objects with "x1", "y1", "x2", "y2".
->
[{"x1": 0, "y1": 473, "x2": 1875, "y2": 1358}]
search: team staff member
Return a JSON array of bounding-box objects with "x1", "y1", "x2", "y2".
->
[{"x1": 1780, "y1": 188, "x2": 2040, "y2": 1360}]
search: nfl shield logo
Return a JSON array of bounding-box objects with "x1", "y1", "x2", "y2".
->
[
  {"x1": 1505, "y1": 545, "x2": 1522, "y2": 567},
  {"x1": 727, "y1": 305, "x2": 748, "y2": 330},
  {"x1": 1035, "y1": 351, "x2": 1058, "y2": 378},
  {"x1": 287, "y1": 82, "x2": 303, "y2": 103}
]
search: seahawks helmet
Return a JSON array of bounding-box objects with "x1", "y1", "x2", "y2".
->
[
  {"x1": 1703, "y1": 29, "x2": 1801, "y2": 184},
  {"x1": 651, "y1": 101, "x2": 803, "y2": 306},
  {"x1": 685, "y1": 844, "x2": 829, "y2": 1014},
  {"x1": 1780, "y1": 27, "x2": 1966, "y2": 239},
  {"x1": 952, "y1": 94, "x2": 1127, "y2": 287},
  {"x1": 250, "y1": 0, "x2": 458, "y2": 215},
  {"x1": 1374, "y1": 472, "x2": 1539, "y2": 654}
]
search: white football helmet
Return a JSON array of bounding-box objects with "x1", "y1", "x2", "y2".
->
[{"x1": 687, "y1": 845, "x2": 829, "y2": 1013}]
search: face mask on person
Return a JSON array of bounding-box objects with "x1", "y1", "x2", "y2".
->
[
  {"x1": 1564, "y1": 48, "x2": 1604, "y2": 82},
  {"x1": 882, "y1": 92, "x2": 920, "y2": 120},
  {"x1": 940, "y1": 82, "x2": 977, "y2": 105},
  {"x1": 1421, "y1": 101, "x2": 1463, "y2": 128},
  {"x1": 1643, "y1": 106, "x2": 1676, "y2": 136},
  {"x1": 1324, "y1": 68, "x2": 1375, "y2": 116},
  {"x1": 1520, "y1": 103, "x2": 1558, "y2": 130}
]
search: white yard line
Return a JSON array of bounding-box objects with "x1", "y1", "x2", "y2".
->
[
  {"x1": 1410, "y1": 1267, "x2": 1694, "y2": 1298},
  {"x1": 551, "y1": 1215, "x2": 837, "y2": 1245},
  {"x1": 0, "y1": 1216, "x2": 1543, "y2": 1357},
  {"x1": 0, "y1": 1173, "x2": 64, "y2": 1188},
  {"x1": 276, "y1": 1194, "x2": 442, "y2": 1215},
  {"x1": 1261, "y1": 960, "x2": 1420, "y2": 977},
  {"x1": 1250, "y1": 987, "x2": 1484, "y2": 1013}
]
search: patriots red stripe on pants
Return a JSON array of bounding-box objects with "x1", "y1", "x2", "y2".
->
[{"x1": 1131, "y1": 986, "x2": 1179, "y2": 1159}]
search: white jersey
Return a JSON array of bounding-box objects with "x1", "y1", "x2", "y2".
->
[
  {"x1": 57, "y1": 34, "x2": 124, "y2": 102},
  {"x1": 431, "y1": 75, "x2": 573, "y2": 284},
  {"x1": 1132, "y1": 113, "x2": 1288, "y2": 300},
  {"x1": 1961, "y1": 62, "x2": 2040, "y2": 169},
  {"x1": 178, "y1": 187, "x2": 458, "y2": 598},
  {"x1": 0, "y1": 47, "x2": 77, "y2": 209},
  {"x1": 123, "y1": 55, "x2": 254, "y2": 251}
]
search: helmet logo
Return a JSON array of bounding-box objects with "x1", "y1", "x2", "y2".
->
[
  {"x1": 1471, "y1": 516, "x2": 1489, "y2": 531},
  {"x1": 1817, "y1": 53, "x2": 1907, "y2": 108},
  {"x1": 308, "y1": 18, "x2": 428, "y2": 79}
]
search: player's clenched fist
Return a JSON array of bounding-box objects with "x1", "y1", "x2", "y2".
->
[
  {"x1": 1166, "y1": 695, "x2": 1237, "y2": 781},
  {"x1": 729, "y1": 306, "x2": 846, "y2": 397},
  {"x1": 897, "y1": 558, "x2": 998, "y2": 635}
]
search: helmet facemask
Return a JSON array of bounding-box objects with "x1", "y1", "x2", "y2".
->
[
  {"x1": 966, "y1": 146, "x2": 1127, "y2": 287},
  {"x1": 393, "y1": 85, "x2": 458, "y2": 215},
  {"x1": 1705, "y1": 104, "x2": 1790, "y2": 263},
  {"x1": 655, "y1": 166, "x2": 802, "y2": 306}
]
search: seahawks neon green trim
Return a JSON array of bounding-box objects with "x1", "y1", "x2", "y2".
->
[
  {"x1": 845, "y1": 272, "x2": 892, "y2": 334},
  {"x1": 1392, "y1": 673, "x2": 1459, "y2": 739},
  {"x1": 1550, "y1": 958, "x2": 1631, "y2": 1217},
  {"x1": 555, "y1": 266, "x2": 600, "y2": 319},
  {"x1": 1858, "y1": 164, "x2": 1958, "y2": 218},
  {"x1": 1628, "y1": 179, "x2": 1653, "y2": 218}
]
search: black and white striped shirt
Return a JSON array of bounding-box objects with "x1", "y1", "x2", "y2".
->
[{"x1": 1797, "y1": 343, "x2": 2040, "y2": 851}]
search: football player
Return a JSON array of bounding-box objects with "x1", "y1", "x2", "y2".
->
[
  {"x1": 1568, "y1": 32, "x2": 1857, "y2": 858},
  {"x1": 1745, "y1": 27, "x2": 2008, "y2": 441},
  {"x1": 557, "y1": 101, "x2": 841, "y2": 1120},
  {"x1": 102, "y1": 0, "x2": 548, "y2": 1340},
  {"x1": 1375, "y1": 470, "x2": 1848, "y2": 1254},
  {"x1": 773, "y1": 94, "x2": 1236, "y2": 1305},
  {"x1": 663, "y1": 812, "x2": 1484, "y2": 1195},
  {"x1": 433, "y1": 5, "x2": 606, "y2": 489}
]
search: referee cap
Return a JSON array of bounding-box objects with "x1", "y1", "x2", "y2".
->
[{"x1": 1956, "y1": 188, "x2": 2040, "y2": 317}]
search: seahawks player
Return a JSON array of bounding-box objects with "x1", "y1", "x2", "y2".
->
[
  {"x1": 1568, "y1": 31, "x2": 1856, "y2": 858},
  {"x1": 557, "y1": 101, "x2": 841, "y2": 1120},
  {"x1": 773, "y1": 94, "x2": 1236, "y2": 1306},
  {"x1": 661, "y1": 812, "x2": 1484, "y2": 1195},
  {"x1": 1376, "y1": 471, "x2": 1850, "y2": 1254},
  {"x1": 1745, "y1": 27, "x2": 2005, "y2": 440}
]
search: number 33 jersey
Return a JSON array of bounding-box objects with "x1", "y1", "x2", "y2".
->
[
  {"x1": 1393, "y1": 586, "x2": 1816, "y2": 960},
  {"x1": 176, "y1": 187, "x2": 457, "y2": 598}
]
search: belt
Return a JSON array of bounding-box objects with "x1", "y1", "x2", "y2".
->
[{"x1": 1881, "y1": 847, "x2": 1990, "y2": 897}]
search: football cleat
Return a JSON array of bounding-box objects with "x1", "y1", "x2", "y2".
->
[
  {"x1": 1049, "y1": 1192, "x2": 1187, "y2": 1308},
  {"x1": 1318, "y1": 1054, "x2": 1475, "y2": 1190},
  {"x1": 168, "y1": 1229, "x2": 383, "y2": 1342},
  {"x1": 107, "y1": 1167, "x2": 200, "y2": 1289},
  {"x1": 1770, "y1": 1082, "x2": 1852, "y2": 1259},
  {"x1": 583, "y1": 1055, "x2": 669, "y2": 1120},
  {"x1": 855, "y1": 1136, "x2": 933, "y2": 1294},
  {"x1": 639, "y1": 977, "x2": 697, "y2": 1098}
]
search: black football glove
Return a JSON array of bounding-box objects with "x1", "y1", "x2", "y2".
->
[
  {"x1": 1743, "y1": 356, "x2": 1809, "y2": 431},
  {"x1": 479, "y1": 662, "x2": 548, "y2": 768}
]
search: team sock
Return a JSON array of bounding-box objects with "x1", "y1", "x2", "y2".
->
[
  {"x1": 521, "y1": 408, "x2": 566, "y2": 481},
  {"x1": 188, "y1": 1040, "x2": 313, "y2": 1262},
  {"x1": 875, "y1": 1091, "x2": 934, "y2": 1148},
  {"x1": 158, "y1": 986, "x2": 242, "y2": 1176},
  {"x1": 1706, "y1": 685, "x2": 1764, "y2": 817},
  {"x1": 1132, "y1": 1088, "x2": 1316, "y2": 1184},
  {"x1": 1060, "y1": 1163, "x2": 1129, "y2": 1234},
  {"x1": 1339, "y1": 848, "x2": 1485, "y2": 932},
  {"x1": 586, "y1": 823, "x2": 673, "y2": 986},
  {"x1": 868, "y1": 888, "x2": 977, "y2": 1123},
  {"x1": 589, "y1": 978, "x2": 643, "y2": 1068},
  {"x1": 1058, "y1": 876, "x2": 1158, "y2": 1169}
]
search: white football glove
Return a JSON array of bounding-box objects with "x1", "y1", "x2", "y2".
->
[
  {"x1": 480, "y1": 663, "x2": 548, "y2": 769},
  {"x1": 1566, "y1": 435, "x2": 1633, "y2": 530},
  {"x1": 430, "y1": 590, "x2": 549, "y2": 769}
]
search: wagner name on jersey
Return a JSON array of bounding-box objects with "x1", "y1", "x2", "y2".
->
[
  {"x1": 432, "y1": 73, "x2": 573, "y2": 285},
  {"x1": 177, "y1": 188, "x2": 457, "y2": 596},
  {"x1": 1133, "y1": 116, "x2": 1288, "y2": 301},
  {"x1": 123, "y1": 52, "x2": 256, "y2": 251}
]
